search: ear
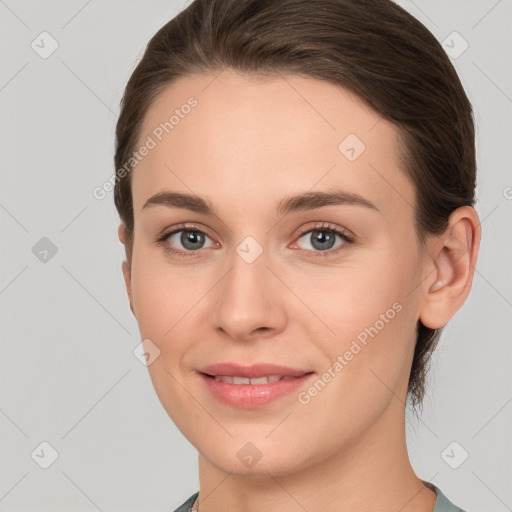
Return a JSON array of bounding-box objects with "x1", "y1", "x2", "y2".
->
[
  {"x1": 419, "y1": 206, "x2": 481, "y2": 329},
  {"x1": 118, "y1": 223, "x2": 135, "y2": 317}
]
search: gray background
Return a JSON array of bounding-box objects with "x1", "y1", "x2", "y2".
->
[{"x1": 1, "y1": 0, "x2": 511, "y2": 511}]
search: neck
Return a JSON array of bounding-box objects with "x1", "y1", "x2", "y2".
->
[{"x1": 194, "y1": 398, "x2": 436, "y2": 512}]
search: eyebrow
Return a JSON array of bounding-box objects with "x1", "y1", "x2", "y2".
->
[{"x1": 142, "y1": 188, "x2": 379, "y2": 216}]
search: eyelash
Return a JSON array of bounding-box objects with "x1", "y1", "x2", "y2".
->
[{"x1": 155, "y1": 222, "x2": 355, "y2": 259}]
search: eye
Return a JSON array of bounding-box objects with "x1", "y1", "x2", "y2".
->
[
  {"x1": 155, "y1": 222, "x2": 354, "y2": 258},
  {"x1": 292, "y1": 222, "x2": 354, "y2": 257},
  {"x1": 156, "y1": 224, "x2": 218, "y2": 257}
]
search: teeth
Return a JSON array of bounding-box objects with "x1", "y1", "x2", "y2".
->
[
  {"x1": 250, "y1": 376, "x2": 275, "y2": 384},
  {"x1": 213, "y1": 375, "x2": 290, "y2": 384},
  {"x1": 233, "y1": 376, "x2": 250, "y2": 385},
  {"x1": 214, "y1": 375, "x2": 234, "y2": 384}
]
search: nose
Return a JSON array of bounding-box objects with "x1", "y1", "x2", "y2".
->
[{"x1": 213, "y1": 242, "x2": 287, "y2": 342}]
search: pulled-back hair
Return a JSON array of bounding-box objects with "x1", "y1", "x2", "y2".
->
[{"x1": 114, "y1": 0, "x2": 476, "y2": 413}]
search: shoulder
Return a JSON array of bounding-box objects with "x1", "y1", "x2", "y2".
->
[
  {"x1": 172, "y1": 491, "x2": 199, "y2": 512},
  {"x1": 427, "y1": 482, "x2": 467, "y2": 512}
]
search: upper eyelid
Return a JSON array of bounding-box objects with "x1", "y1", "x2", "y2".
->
[
  {"x1": 157, "y1": 222, "x2": 213, "y2": 240},
  {"x1": 293, "y1": 222, "x2": 354, "y2": 241}
]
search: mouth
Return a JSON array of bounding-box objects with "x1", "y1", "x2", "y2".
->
[{"x1": 197, "y1": 363, "x2": 315, "y2": 408}]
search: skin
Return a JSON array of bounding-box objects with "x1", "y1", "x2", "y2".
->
[{"x1": 118, "y1": 69, "x2": 480, "y2": 512}]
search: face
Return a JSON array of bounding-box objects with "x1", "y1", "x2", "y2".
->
[{"x1": 123, "y1": 69, "x2": 429, "y2": 476}]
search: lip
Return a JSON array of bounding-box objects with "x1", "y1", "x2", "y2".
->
[{"x1": 197, "y1": 363, "x2": 315, "y2": 409}]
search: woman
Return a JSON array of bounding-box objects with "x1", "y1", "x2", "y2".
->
[{"x1": 113, "y1": 0, "x2": 480, "y2": 510}]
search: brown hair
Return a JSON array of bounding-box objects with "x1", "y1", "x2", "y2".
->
[{"x1": 114, "y1": 0, "x2": 476, "y2": 414}]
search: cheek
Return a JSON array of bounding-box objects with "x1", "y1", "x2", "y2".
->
[
  {"x1": 294, "y1": 254, "x2": 407, "y2": 336},
  {"x1": 129, "y1": 239, "x2": 202, "y2": 330},
  {"x1": 131, "y1": 268, "x2": 169, "y2": 340},
  {"x1": 129, "y1": 256, "x2": 203, "y2": 428},
  {"x1": 307, "y1": 247, "x2": 420, "y2": 392},
  {"x1": 130, "y1": 250, "x2": 214, "y2": 378}
]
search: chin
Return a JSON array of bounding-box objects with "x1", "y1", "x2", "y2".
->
[{"x1": 200, "y1": 439, "x2": 313, "y2": 478}]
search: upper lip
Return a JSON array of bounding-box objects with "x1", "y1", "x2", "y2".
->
[{"x1": 198, "y1": 363, "x2": 313, "y2": 378}]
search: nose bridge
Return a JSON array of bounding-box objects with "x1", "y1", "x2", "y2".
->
[{"x1": 214, "y1": 233, "x2": 285, "y2": 339}]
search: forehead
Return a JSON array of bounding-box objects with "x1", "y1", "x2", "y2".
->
[{"x1": 131, "y1": 69, "x2": 414, "y2": 219}]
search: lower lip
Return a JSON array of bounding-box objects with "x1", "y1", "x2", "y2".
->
[{"x1": 198, "y1": 372, "x2": 315, "y2": 409}]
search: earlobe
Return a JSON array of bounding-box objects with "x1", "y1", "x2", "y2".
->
[
  {"x1": 118, "y1": 223, "x2": 127, "y2": 244},
  {"x1": 419, "y1": 206, "x2": 481, "y2": 329}
]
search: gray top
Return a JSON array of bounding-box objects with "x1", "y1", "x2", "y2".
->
[{"x1": 172, "y1": 482, "x2": 466, "y2": 512}]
